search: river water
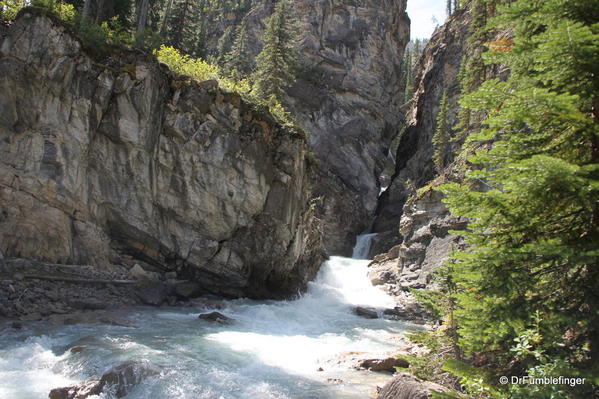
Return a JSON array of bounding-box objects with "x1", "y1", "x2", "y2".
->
[{"x1": 0, "y1": 235, "x2": 415, "y2": 399}]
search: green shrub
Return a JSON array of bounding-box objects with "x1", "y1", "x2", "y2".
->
[
  {"x1": 31, "y1": 0, "x2": 75, "y2": 22},
  {"x1": 154, "y1": 45, "x2": 219, "y2": 82},
  {"x1": 1, "y1": 0, "x2": 26, "y2": 20}
]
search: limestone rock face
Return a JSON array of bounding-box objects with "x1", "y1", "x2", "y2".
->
[
  {"x1": 229, "y1": 0, "x2": 411, "y2": 255},
  {"x1": 0, "y1": 11, "x2": 325, "y2": 299}
]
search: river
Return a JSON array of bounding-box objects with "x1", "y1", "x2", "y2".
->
[{"x1": 0, "y1": 235, "x2": 416, "y2": 399}]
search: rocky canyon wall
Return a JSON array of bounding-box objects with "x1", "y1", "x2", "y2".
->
[
  {"x1": 224, "y1": 0, "x2": 411, "y2": 255},
  {"x1": 0, "y1": 10, "x2": 325, "y2": 299},
  {"x1": 368, "y1": 9, "x2": 473, "y2": 289}
]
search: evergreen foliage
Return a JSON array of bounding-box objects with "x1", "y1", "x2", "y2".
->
[
  {"x1": 253, "y1": 0, "x2": 297, "y2": 103},
  {"x1": 164, "y1": 0, "x2": 200, "y2": 53},
  {"x1": 433, "y1": 91, "x2": 451, "y2": 172},
  {"x1": 401, "y1": 39, "x2": 427, "y2": 104},
  {"x1": 433, "y1": 0, "x2": 599, "y2": 397},
  {"x1": 224, "y1": 21, "x2": 252, "y2": 78}
]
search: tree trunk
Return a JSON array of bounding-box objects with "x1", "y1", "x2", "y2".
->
[
  {"x1": 136, "y1": 0, "x2": 150, "y2": 38},
  {"x1": 82, "y1": 0, "x2": 93, "y2": 20},
  {"x1": 159, "y1": 0, "x2": 174, "y2": 35}
]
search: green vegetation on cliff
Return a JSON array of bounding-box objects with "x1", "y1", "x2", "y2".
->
[{"x1": 414, "y1": 0, "x2": 599, "y2": 397}]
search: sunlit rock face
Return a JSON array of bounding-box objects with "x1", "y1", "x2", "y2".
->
[{"x1": 0, "y1": 10, "x2": 325, "y2": 299}]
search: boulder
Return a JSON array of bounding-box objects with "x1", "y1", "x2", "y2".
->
[
  {"x1": 164, "y1": 272, "x2": 177, "y2": 280},
  {"x1": 198, "y1": 311, "x2": 234, "y2": 325},
  {"x1": 376, "y1": 372, "x2": 449, "y2": 399},
  {"x1": 135, "y1": 282, "x2": 167, "y2": 306},
  {"x1": 357, "y1": 357, "x2": 409, "y2": 372},
  {"x1": 49, "y1": 360, "x2": 159, "y2": 399},
  {"x1": 172, "y1": 281, "x2": 203, "y2": 299},
  {"x1": 129, "y1": 264, "x2": 160, "y2": 281},
  {"x1": 354, "y1": 306, "x2": 378, "y2": 319}
]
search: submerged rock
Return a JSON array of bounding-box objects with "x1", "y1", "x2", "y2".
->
[
  {"x1": 198, "y1": 311, "x2": 234, "y2": 325},
  {"x1": 49, "y1": 360, "x2": 159, "y2": 399},
  {"x1": 376, "y1": 372, "x2": 448, "y2": 399},
  {"x1": 354, "y1": 306, "x2": 379, "y2": 319}
]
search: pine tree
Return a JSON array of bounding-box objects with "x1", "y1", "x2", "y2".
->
[
  {"x1": 164, "y1": 0, "x2": 199, "y2": 53},
  {"x1": 401, "y1": 48, "x2": 413, "y2": 104},
  {"x1": 432, "y1": 91, "x2": 450, "y2": 172},
  {"x1": 216, "y1": 25, "x2": 235, "y2": 62},
  {"x1": 440, "y1": 0, "x2": 599, "y2": 395},
  {"x1": 253, "y1": 0, "x2": 297, "y2": 103},
  {"x1": 224, "y1": 21, "x2": 253, "y2": 78}
]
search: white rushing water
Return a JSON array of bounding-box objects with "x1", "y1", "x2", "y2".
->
[
  {"x1": 351, "y1": 233, "x2": 378, "y2": 260},
  {"x1": 0, "y1": 236, "x2": 415, "y2": 399}
]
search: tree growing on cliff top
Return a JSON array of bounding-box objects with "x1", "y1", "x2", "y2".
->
[
  {"x1": 224, "y1": 21, "x2": 253, "y2": 78},
  {"x1": 440, "y1": 0, "x2": 599, "y2": 396},
  {"x1": 253, "y1": 0, "x2": 298, "y2": 103}
]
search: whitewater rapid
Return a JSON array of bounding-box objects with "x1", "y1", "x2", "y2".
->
[{"x1": 0, "y1": 235, "x2": 416, "y2": 398}]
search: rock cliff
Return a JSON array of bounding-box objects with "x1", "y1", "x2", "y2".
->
[
  {"x1": 219, "y1": 0, "x2": 410, "y2": 255},
  {"x1": 0, "y1": 10, "x2": 325, "y2": 300},
  {"x1": 368, "y1": 10, "x2": 473, "y2": 288},
  {"x1": 288, "y1": 0, "x2": 410, "y2": 254}
]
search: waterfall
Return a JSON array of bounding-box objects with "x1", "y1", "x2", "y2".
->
[{"x1": 351, "y1": 233, "x2": 379, "y2": 260}]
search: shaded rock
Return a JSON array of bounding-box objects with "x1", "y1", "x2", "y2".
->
[
  {"x1": 164, "y1": 272, "x2": 177, "y2": 280},
  {"x1": 376, "y1": 372, "x2": 449, "y2": 399},
  {"x1": 135, "y1": 282, "x2": 167, "y2": 306},
  {"x1": 49, "y1": 360, "x2": 159, "y2": 399},
  {"x1": 198, "y1": 311, "x2": 234, "y2": 325},
  {"x1": 20, "y1": 312, "x2": 42, "y2": 321},
  {"x1": 374, "y1": 9, "x2": 473, "y2": 236},
  {"x1": 11, "y1": 321, "x2": 22, "y2": 329},
  {"x1": 68, "y1": 346, "x2": 86, "y2": 354},
  {"x1": 172, "y1": 281, "x2": 203, "y2": 299},
  {"x1": 357, "y1": 357, "x2": 409, "y2": 372},
  {"x1": 129, "y1": 264, "x2": 160, "y2": 281},
  {"x1": 354, "y1": 306, "x2": 378, "y2": 319},
  {"x1": 98, "y1": 316, "x2": 137, "y2": 328},
  {"x1": 68, "y1": 299, "x2": 107, "y2": 311}
]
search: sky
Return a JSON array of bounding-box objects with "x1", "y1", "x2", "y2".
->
[{"x1": 407, "y1": 0, "x2": 447, "y2": 39}]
